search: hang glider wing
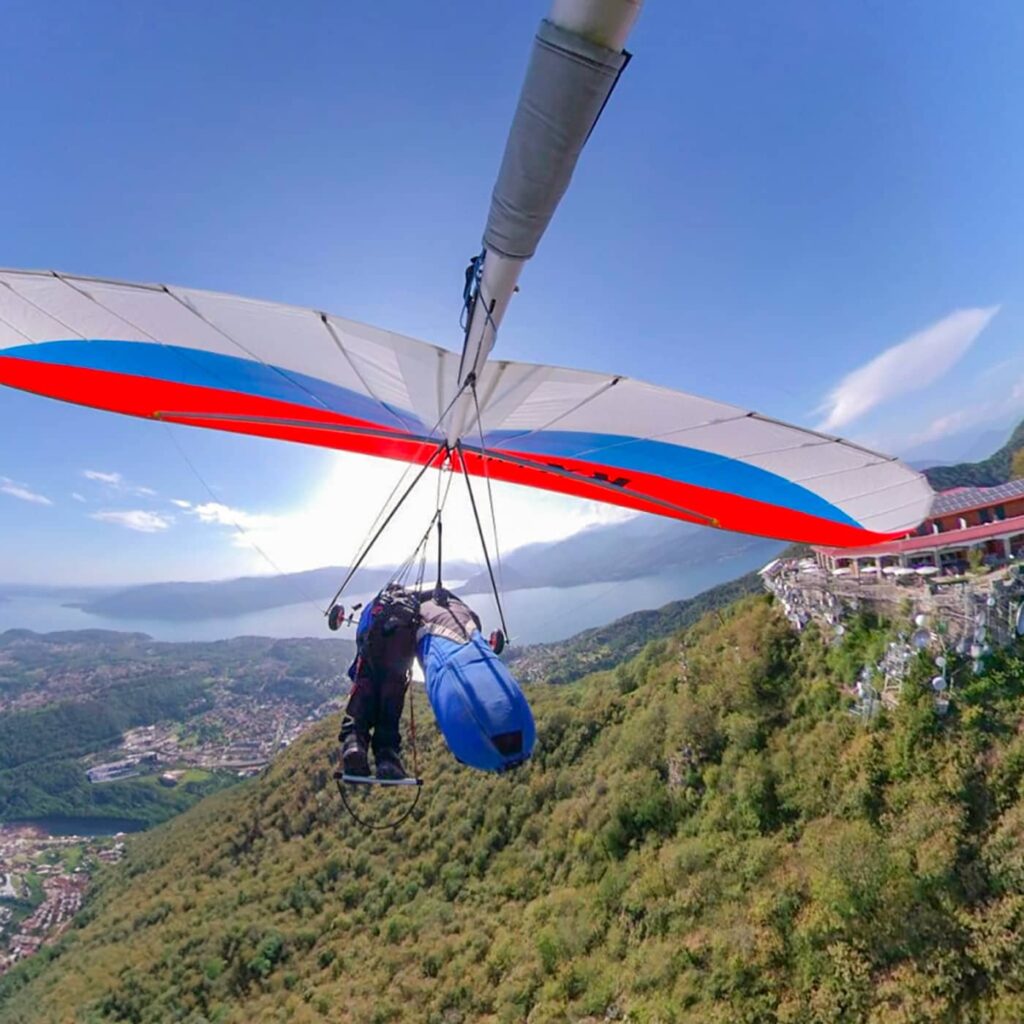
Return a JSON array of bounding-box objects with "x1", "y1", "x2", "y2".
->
[
  {"x1": 0, "y1": 268, "x2": 932, "y2": 548},
  {"x1": 463, "y1": 360, "x2": 932, "y2": 547},
  {"x1": 0, "y1": 269, "x2": 460, "y2": 469}
]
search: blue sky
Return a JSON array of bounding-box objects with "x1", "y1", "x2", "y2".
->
[{"x1": 1, "y1": 0, "x2": 1023, "y2": 584}]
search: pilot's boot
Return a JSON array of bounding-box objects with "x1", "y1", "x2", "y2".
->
[
  {"x1": 341, "y1": 733, "x2": 370, "y2": 777},
  {"x1": 374, "y1": 748, "x2": 408, "y2": 780}
]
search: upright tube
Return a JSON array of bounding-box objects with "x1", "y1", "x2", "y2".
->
[
  {"x1": 549, "y1": 0, "x2": 643, "y2": 51},
  {"x1": 448, "y1": 0, "x2": 643, "y2": 441}
]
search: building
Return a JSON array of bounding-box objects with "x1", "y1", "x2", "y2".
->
[
  {"x1": 86, "y1": 760, "x2": 139, "y2": 783},
  {"x1": 814, "y1": 480, "x2": 1024, "y2": 578},
  {"x1": 761, "y1": 479, "x2": 1024, "y2": 709}
]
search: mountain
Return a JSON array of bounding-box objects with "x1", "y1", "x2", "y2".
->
[
  {"x1": 58, "y1": 519, "x2": 782, "y2": 627},
  {"x1": 960, "y1": 424, "x2": 1021, "y2": 463},
  {"x1": 923, "y1": 416, "x2": 1024, "y2": 490},
  {"x1": 63, "y1": 564, "x2": 476, "y2": 623},
  {"x1": 5, "y1": 598, "x2": 1024, "y2": 1021},
  {"x1": 0, "y1": 583, "x2": 114, "y2": 603},
  {"x1": 461, "y1": 516, "x2": 780, "y2": 595},
  {"x1": 507, "y1": 568, "x2": 766, "y2": 683},
  {"x1": 507, "y1": 542, "x2": 809, "y2": 684},
  {"x1": 899, "y1": 417, "x2": 1021, "y2": 468}
]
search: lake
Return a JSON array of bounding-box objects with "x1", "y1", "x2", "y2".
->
[
  {"x1": 10, "y1": 816, "x2": 148, "y2": 837},
  {"x1": 0, "y1": 555, "x2": 763, "y2": 646}
]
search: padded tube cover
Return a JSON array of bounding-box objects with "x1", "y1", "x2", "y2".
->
[{"x1": 483, "y1": 19, "x2": 628, "y2": 260}]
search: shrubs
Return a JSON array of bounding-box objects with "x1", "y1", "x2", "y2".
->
[
  {"x1": 603, "y1": 773, "x2": 680, "y2": 859},
  {"x1": 5, "y1": 598, "x2": 1024, "y2": 1022}
]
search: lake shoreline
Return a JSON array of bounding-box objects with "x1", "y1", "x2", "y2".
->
[{"x1": 4, "y1": 816, "x2": 149, "y2": 838}]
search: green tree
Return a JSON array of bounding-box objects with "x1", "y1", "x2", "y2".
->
[{"x1": 7, "y1": 598, "x2": 1024, "y2": 1023}]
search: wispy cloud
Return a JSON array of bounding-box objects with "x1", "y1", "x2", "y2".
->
[
  {"x1": 905, "y1": 373, "x2": 1024, "y2": 449},
  {"x1": 170, "y1": 499, "x2": 192, "y2": 509},
  {"x1": 82, "y1": 469, "x2": 158, "y2": 497},
  {"x1": 816, "y1": 306, "x2": 999, "y2": 433},
  {"x1": 71, "y1": 492, "x2": 86, "y2": 503},
  {"x1": 185, "y1": 501, "x2": 278, "y2": 532},
  {"x1": 1, "y1": 477, "x2": 53, "y2": 506},
  {"x1": 83, "y1": 470, "x2": 123, "y2": 485},
  {"x1": 90, "y1": 510, "x2": 173, "y2": 533}
]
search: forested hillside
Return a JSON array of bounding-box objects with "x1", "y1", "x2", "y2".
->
[
  {"x1": 4, "y1": 597, "x2": 1024, "y2": 1022},
  {"x1": 508, "y1": 569, "x2": 764, "y2": 683},
  {"x1": 0, "y1": 632, "x2": 350, "y2": 825},
  {"x1": 924, "y1": 416, "x2": 1024, "y2": 489},
  {"x1": 509, "y1": 545, "x2": 809, "y2": 685}
]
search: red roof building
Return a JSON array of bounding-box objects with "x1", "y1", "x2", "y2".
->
[{"x1": 815, "y1": 480, "x2": 1024, "y2": 575}]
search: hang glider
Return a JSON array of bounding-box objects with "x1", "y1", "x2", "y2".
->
[
  {"x1": 0, "y1": 268, "x2": 930, "y2": 547},
  {"x1": 0, "y1": 0, "x2": 933, "y2": 550}
]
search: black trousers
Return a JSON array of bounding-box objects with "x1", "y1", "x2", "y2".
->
[{"x1": 339, "y1": 669, "x2": 408, "y2": 756}]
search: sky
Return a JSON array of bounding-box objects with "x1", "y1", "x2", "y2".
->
[{"x1": 1, "y1": 0, "x2": 1023, "y2": 585}]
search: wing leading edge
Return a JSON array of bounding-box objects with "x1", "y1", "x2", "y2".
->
[{"x1": 0, "y1": 269, "x2": 932, "y2": 549}]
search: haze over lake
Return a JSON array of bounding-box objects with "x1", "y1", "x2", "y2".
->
[{"x1": 0, "y1": 565, "x2": 737, "y2": 646}]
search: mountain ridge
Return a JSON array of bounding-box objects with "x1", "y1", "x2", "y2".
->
[
  {"x1": 50, "y1": 518, "x2": 782, "y2": 628},
  {"x1": 923, "y1": 416, "x2": 1024, "y2": 490},
  {"x1": 5, "y1": 597, "x2": 1024, "y2": 1021}
]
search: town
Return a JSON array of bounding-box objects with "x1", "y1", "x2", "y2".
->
[
  {"x1": 0, "y1": 823, "x2": 124, "y2": 977},
  {"x1": 0, "y1": 669, "x2": 346, "y2": 979},
  {"x1": 0, "y1": 632, "x2": 355, "y2": 976},
  {"x1": 1, "y1": 632, "x2": 352, "y2": 782},
  {"x1": 84, "y1": 684, "x2": 344, "y2": 783}
]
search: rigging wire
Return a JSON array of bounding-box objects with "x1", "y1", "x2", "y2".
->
[
  {"x1": 339, "y1": 457, "x2": 423, "y2": 582},
  {"x1": 455, "y1": 441, "x2": 510, "y2": 639},
  {"x1": 433, "y1": 455, "x2": 445, "y2": 591},
  {"x1": 324, "y1": 441, "x2": 448, "y2": 612},
  {"x1": 470, "y1": 380, "x2": 505, "y2": 598},
  {"x1": 325, "y1": 381, "x2": 470, "y2": 612},
  {"x1": 384, "y1": 458, "x2": 455, "y2": 591}
]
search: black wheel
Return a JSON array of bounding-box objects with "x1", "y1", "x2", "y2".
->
[{"x1": 328, "y1": 604, "x2": 345, "y2": 631}]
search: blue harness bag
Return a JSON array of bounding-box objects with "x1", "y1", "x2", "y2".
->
[{"x1": 417, "y1": 591, "x2": 535, "y2": 772}]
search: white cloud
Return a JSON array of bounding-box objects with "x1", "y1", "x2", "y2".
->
[
  {"x1": 90, "y1": 510, "x2": 173, "y2": 533},
  {"x1": 905, "y1": 373, "x2": 1024, "y2": 449},
  {"x1": 170, "y1": 499, "x2": 192, "y2": 509},
  {"x1": 1, "y1": 477, "x2": 53, "y2": 506},
  {"x1": 83, "y1": 469, "x2": 123, "y2": 485},
  {"x1": 72, "y1": 492, "x2": 87, "y2": 503},
  {"x1": 816, "y1": 306, "x2": 999, "y2": 433},
  {"x1": 82, "y1": 469, "x2": 158, "y2": 497},
  {"x1": 908, "y1": 409, "x2": 978, "y2": 448},
  {"x1": 186, "y1": 502, "x2": 278, "y2": 532}
]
